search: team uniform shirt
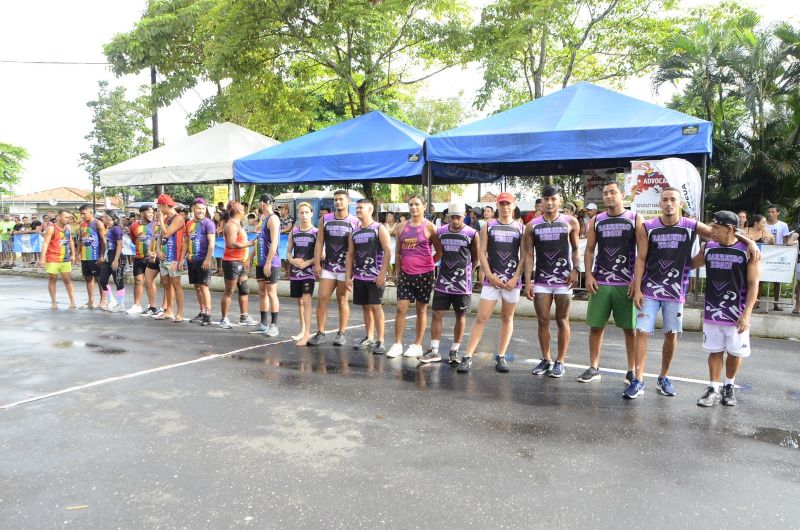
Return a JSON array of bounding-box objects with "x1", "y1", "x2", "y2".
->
[
  {"x1": 765, "y1": 220, "x2": 790, "y2": 244},
  {"x1": 530, "y1": 214, "x2": 574, "y2": 287},
  {"x1": 641, "y1": 216, "x2": 698, "y2": 302},
  {"x1": 289, "y1": 226, "x2": 318, "y2": 281},
  {"x1": 223, "y1": 222, "x2": 247, "y2": 262},
  {"x1": 156, "y1": 216, "x2": 183, "y2": 262},
  {"x1": 399, "y1": 220, "x2": 435, "y2": 275},
  {"x1": 352, "y1": 222, "x2": 384, "y2": 281},
  {"x1": 592, "y1": 210, "x2": 637, "y2": 286},
  {"x1": 185, "y1": 217, "x2": 215, "y2": 262},
  {"x1": 45, "y1": 225, "x2": 71, "y2": 263},
  {"x1": 256, "y1": 213, "x2": 282, "y2": 268},
  {"x1": 79, "y1": 219, "x2": 101, "y2": 261},
  {"x1": 483, "y1": 219, "x2": 523, "y2": 288},
  {"x1": 435, "y1": 225, "x2": 477, "y2": 295},
  {"x1": 106, "y1": 225, "x2": 123, "y2": 258},
  {"x1": 322, "y1": 213, "x2": 358, "y2": 274},
  {"x1": 130, "y1": 221, "x2": 155, "y2": 260},
  {"x1": 703, "y1": 241, "x2": 750, "y2": 326}
]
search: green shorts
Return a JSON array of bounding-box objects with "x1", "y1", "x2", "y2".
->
[{"x1": 586, "y1": 284, "x2": 636, "y2": 330}]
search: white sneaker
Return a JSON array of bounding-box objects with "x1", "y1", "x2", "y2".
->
[
  {"x1": 386, "y1": 343, "x2": 404, "y2": 358},
  {"x1": 111, "y1": 305, "x2": 126, "y2": 313},
  {"x1": 126, "y1": 304, "x2": 142, "y2": 315},
  {"x1": 403, "y1": 344, "x2": 423, "y2": 358},
  {"x1": 108, "y1": 297, "x2": 118, "y2": 309}
]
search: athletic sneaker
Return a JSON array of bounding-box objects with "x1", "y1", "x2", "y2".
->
[
  {"x1": 126, "y1": 304, "x2": 142, "y2": 315},
  {"x1": 721, "y1": 384, "x2": 737, "y2": 406},
  {"x1": 418, "y1": 349, "x2": 441, "y2": 363},
  {"x1": 697, "y1": 386, "x2": 721, "y2": 407},
  {"x1": 108, "y1": 297, "x2": 118, "y2": 309},
  {"x1": 266, "y1": 323, "x2": 279, "y2": 337},
  {"x1": 623, "y1": 378, "x2": 646, "y2": 399},
  {"x1": 495, "y1": 355, "x2": 509, "y2": 373},
  {"x1": 110, "y1": 305, "x2": 127, "y2": 313},
  {"x1": 372, "y1": 342, "x2": 386, "y2": 355},
  {"x1": 549, "y1": 361, "x2": 565, "y2": 378},
  {"x1": 219, "y1": 317, "x2": 232, "y2": 330},
  {"x1": 354, "y1": 337, "x2": 374, "y2": 350},
  {"x1": 531, "y1": 359, "x2": 553, "y2": 376},
  {"x1": 140, "y1": 306, "x2": 156, "y2": 316},
  {"x1": 456, "y1": 355, "x2": 472, "y2": 373},
  {"x1": 577, "y1": 367, "x2": 601, "y2": 383},
  {"x1": 403, "y1": 344, "x2": 423, "y2": 358},
  {"x1": 333, "y1": 332, "x2": 347, "y2": 346},
  {"x1": 308, "y1": 331, "x2": 327, "y2": 346},
  {"x1": 249, "y1": 324, "x2": 269, "y2": 335},
  {"x1": 448, "y1": 350, "x2": 460, "y2": 364},
  {"x1": 201, "y1": 314, "x2": 212, "y2": 326},
  {"x1": 657, "y1": 377, "x2": 677, "y2": 397},
  {"x1": 240, "y1": 314, "x2": 259, "y2": 326},
  {"x1": 624, "y1": 370, "x2": 635, "y2": 385},
  {"x1": 151, "y1": 307, "x2": 165, "y2": 318},
  {"x1": 189, "y1": 312, "x2": 204, "y2": 324},
  {"x1": 386, "y1": 343, "x2": 404, "y2": 358}
]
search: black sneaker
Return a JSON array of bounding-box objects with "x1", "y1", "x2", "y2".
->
[
  {"x1": 697, "y1": 386, "x2": 721, "y2": 407},
  {"x1": 721, "y1": 384, "x2": 737, "y2": 406},
  {"x1": 151, "y1": 307, "x2": 165, "y2": 318},
  {"x1": 140, "y1": 306, "x2": 156, "y2": 317},
  {"x1": 200, "y1": 314, "x2": 211, "y2": 327},
  {"x1": 189, "y1": 312, "x2": 204, "y2": 324},
  {"x1": 333, "y1": 331, "x2": 347, "y2": 346},
  {"x1": 624, "y1": 370, "x2": 635, "y2": 385},
  {"x1": 354, "y1": 337, "x2": 374, "y2": 350},
  {"x1": 308, "y1": 331, "x2": 327, "y2": 346},
  {"x1": 549, "y1": 361, "x2": 565, "y2": 378},
  {"x1": 531, "y1": 359, "x2": 553, "y2": 375},
  {"x1": 457, "y1": 356, "x2": 472, "y2": 373},
  {"x1": 495, "y1": 355, "x2": 509, "y2": 373},
  {"x1": 448, "y1": 350, "x2": 460, "y2": 365},
  {"x1": 372, "y1": 342, "x2": 386, "y2": 355},
  {"x1": 418, "y1": 349, "x2": 441, "y2": 363},
  {"x1": 577, "y1": 367, "x2": 601, "y2": 383}
]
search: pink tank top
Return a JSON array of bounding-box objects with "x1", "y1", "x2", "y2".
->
[{"x1": 399, "y1": 220, "x2": 434, "y2": 275}]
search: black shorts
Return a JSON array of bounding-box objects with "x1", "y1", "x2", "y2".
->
[
  {"x1": 256, "y1": 265, "x2": 281, "y2": 284},
  {"x1": 353, "y1": 279, "x2": 384, "y2": 306},
  {"x1": 132, "y1": 258, "x2": 148, "y2": 276},
  {"x1": 146, "y1": 257, "x2": 160, "y2": 271},
  {"x1": 397, "y1": 270, "x2": 434, "y2": 304},
  {"x1": 188, "y1": 260, "x2": 211, "y2": 285},
  {"x1": 222, "y1": 260, "x2": 246, "y2": 281},
  {"x1": 81, "y1": 260, "x2": 99, "y2": 278},
  {"x1": 432, "y1": 291, "x2": 471, "y2": 314},
  {"x1": 290, "y1": 279, "x2": 315, "y2": 298}
]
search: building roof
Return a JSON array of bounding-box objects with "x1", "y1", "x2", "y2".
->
[{"x1": 0, "y1": 187, "x2": 121, "y2": 206}]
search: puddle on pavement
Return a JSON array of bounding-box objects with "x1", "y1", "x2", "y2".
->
[
  {"x1": 54, "y1": 341, "x2": 127, "y2": 355},
  {"x1": 749, "y1": 427, "x2": 800, "y2": 450},
  {"x1": 52, "y1": 341, "x2": 86, "y2": 349}
]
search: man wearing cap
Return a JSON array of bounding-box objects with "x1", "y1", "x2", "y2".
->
[
  {"x1": 421, "y1": 202, "x2": 478, "y2": 364},
  {"x1": 692, "y1": 211, "x2": 759, "y2": 407},
  {"x1": 627, "y1": 188, "x2": 759, "y2": 399},
  {"x1": 250, "y1": 194, "x2": 281, "y2": 337},
  {"x1": 457, "y1": 192, "x2": 524, "y2": 373},
  {"x1": 152, "y1": 194, "x2": 186, "y2": 321},
  {"x1": 524, "y1": 185, "x2": 581, "y2": 379},
  {"x1": 181, "y1": 198, "x2": 216, "y2": 326}
]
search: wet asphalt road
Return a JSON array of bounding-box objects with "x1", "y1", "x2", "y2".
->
[{"x1": 0, "y1": 275, "x2": 798, "y2": 528}]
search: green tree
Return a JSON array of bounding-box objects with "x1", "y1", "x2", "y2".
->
[
  {"x1": 80, "y1": 81, "x2": 152, "y2": 206},
  {"x1": 0, "y1": 142, "x2": 29, "y2": 195}
]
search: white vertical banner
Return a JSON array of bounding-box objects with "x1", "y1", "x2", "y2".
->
[{"x1": 629, "y1": 158, "x2": 702, "y2": 220}]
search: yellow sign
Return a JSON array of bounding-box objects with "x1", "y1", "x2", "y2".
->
[{"x1": 213, "y1": 185, "x2": 229, "y2": 206}]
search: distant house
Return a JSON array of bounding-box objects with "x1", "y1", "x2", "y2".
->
[
  {"x1": 0, "y1": 187, "x2": 122, "y2": 215},
  {"x1": 480, "y1": 191, "x2": 498, "y2": 203}
]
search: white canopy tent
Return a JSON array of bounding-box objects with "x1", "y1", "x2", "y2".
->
[{"x1": 99, "y1": 122, "x2": 280, "y2": 187}]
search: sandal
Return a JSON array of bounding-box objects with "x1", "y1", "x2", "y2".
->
[
  {"x1": 792, "y1": 308, "x2": 800, "y2": 314},
  {"x1": 172, "y1": 317, "x2": 184, "y2": 323},
  {"x1": 153, "y1": 313, "x2": 174, "y2": 320}
]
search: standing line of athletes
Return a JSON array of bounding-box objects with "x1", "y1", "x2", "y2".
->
[{"x1": 40, "y1": 183, "x2": 761, "y2": 408}]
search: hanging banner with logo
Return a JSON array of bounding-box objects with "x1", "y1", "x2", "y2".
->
[{"x1": 627, "y1": 158, "x2": 702, "y2": 220}]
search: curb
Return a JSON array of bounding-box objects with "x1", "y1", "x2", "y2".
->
[{"x1": 2, "y1": 268, "x2": 798, "y2": 340}]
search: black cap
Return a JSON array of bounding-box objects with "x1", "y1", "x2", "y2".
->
[
  {"x1": 712, "y1": 210, "x2": 738, "y2": 228},
  {"x1": 259, "y1": 193, "x2": 275, "y2": 204}
]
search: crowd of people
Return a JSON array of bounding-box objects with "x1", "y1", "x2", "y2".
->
[{"x1": 32, "y1": 182, "x2": 791, "y2": 408}]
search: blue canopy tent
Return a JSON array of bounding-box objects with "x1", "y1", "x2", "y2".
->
[
  {"x1": 425, "y1": 81, "x2": 713, "y2": 184},
  {"x1": 234, "y1": 111, "x2": 429, "y2": 185}
]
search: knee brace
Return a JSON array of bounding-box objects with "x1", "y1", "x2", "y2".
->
[{"x1": 237, "y1": 280, "x2": 249, "y2": 296}]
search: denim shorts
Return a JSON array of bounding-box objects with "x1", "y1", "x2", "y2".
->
[{"x1": 636, "y1": 297, "x2": 683, "y2": 334}]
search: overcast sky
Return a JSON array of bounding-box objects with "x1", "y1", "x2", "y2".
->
[{"x1": 0, "y1": 0, "x2": 796, "y2": 196}]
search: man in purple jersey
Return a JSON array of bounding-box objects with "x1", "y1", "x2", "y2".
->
[
  {"x1": 692, "y1": 211, "x2": 759, "y2": 407},
  {"x1": 421, "y1": 203, "x2": 479, "y2": 364},
  {"x1": 181, "y1": 198, "x2": 216, "y2": 326},
  {"x1": 580, "y1": 178, "x2": 643, "y2": 384},
  {"x1": 250, "y1": 194, "x2": 281, "y2": 337},
  {"x1": 626, "y1": 188, "x2": 759, "y2": 399}
]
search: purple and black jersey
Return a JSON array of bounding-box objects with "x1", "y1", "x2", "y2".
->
[
  {"x1": 641, "y1": 216, "x2": 698, "y2": 302},
  {"x1": 322, "y1": 213, "x2": 358, "y2": 274},
  {"x1": 106, "y1": 225, "x2": 123, "y2": 255},
  {"x1": 435, "y1": 224, "x2": 477, "y2": 295},
  {"x1": 703, "y1": 241, "x2": 749, "y2": 326},
  {"x1": 592, "y1": 210, "x2": 637, "y2": 286},
  {"x1": 289, "y1": 226, "x2": 317, "y2": 281},
  {"x1": 352, "y1": 222, "x2": 384, "y2": 281},
  {"x1": 484, "y1": 219, "x2": 523, "y2": 288},
  {"x1": 258, "y1": 213, "x2": 282, "y2": 268},
  {"x1": 530, "y1": 214, "x2": 573, "y2": 287}
]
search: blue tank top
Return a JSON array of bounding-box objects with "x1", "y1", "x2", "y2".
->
[{"x1": 258, "y1": 213, "x2": 282, "y2": 268}]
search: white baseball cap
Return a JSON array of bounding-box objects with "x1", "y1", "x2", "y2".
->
[{"x1": 586, "y1": 203, "x2": 598, "y2": 210}]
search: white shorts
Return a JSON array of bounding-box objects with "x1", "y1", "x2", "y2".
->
[
  {"x1": 320, "y1": 269, "x2": 346, "y2": 282},
  {"x1": 702, "y1": 323, "x2": 751, "y2": 357},
  {"x1": 533, "y1": 285, "x2": 573, "y2": 296},
  {"x1": 480, "y1": 285, "x2": 521, "y2": 304}
]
